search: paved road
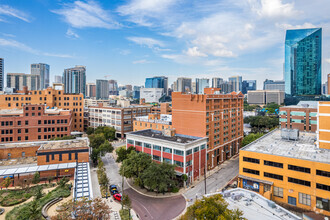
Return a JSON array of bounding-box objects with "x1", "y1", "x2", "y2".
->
[{"x1": 184, "y1": 156, "x2": 239, "y2": 205}]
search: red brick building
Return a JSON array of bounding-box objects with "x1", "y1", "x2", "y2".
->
[
  {"x1": 172, "y1": 88, "x2": 244, "y2": 170},
  {"x1": 0, "y1": 104, "x2": 72, "y2": 143}
]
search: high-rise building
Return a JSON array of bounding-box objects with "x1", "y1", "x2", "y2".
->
[
  {"x1": 109, "y1": 80, "x2": 118, "y2": 95},
  {"x1": 242, "y1": 80, "x2": 257, "y2": 94},
  {"x1": 191, "y1": 82, "x2": 197, "y2": 94},
  {"x1": 7, "y1": 73, "x2": 40, "y2": 91},
  {"x1": 140, "y1": 88, "x2": 163, "y2": 103},
  {"x1": 133, "y1": 86, "x2": 142, "y2": 99},
  {"x1": 0, "y1": 58, "x2": 3, "y2": 91},
  {"x1": 195, "y1": 78, "x2": 209, "y2": 94},
  {"x1": 247, "y1": 90, "x2": 285, "y2": 105},
  {"x1": 175, "y1": 77, "x2": 192, "y2": 93},
  {"x1": 145, "y1": 76, "x2": 168, "y2": 95},
  {"x1": 212, "y1": 77, "x2": 223, "y2": 88},
  {"x1": 125, "y1": 85, "x2": 133, "y2": 91},
  {"x1": 228, "y1": 76, "x2": 242, "y2": 92},
  {"x1": 96, "y1": 79, "x2": 109, "y2": 100},
  {"x1": 327, "y1": 74, "x2": 330, "y2": 95},
  {"x1": 54, "y1": 75, "x2": 62, "y2": 84},
  {"x1": 172, "y1": 88, "x2": 244, "y2": 170},
  {"x1": 86, "y1": 83, "x2": 96, "y2": 98},
  {"x1": 219, "y1": 81, "x2": 234, "y2": 94},
  {"x1": 63, "y1": 65, "x2": 86, "y2": 97},
  {"x1": 31, "y1": 63, "x2": 50, "y2": 89},
  {"x1": 263, "y1": 79, "x2": 285, "y2": 91},
  {"x1": 284, "y1": 28, "x2": 322, "y2": 96}
]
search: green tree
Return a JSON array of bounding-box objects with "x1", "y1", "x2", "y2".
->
[
  {"x1": 94, "y1": 126, "x2": 116, "y2": 140},
  {"x1": 32, "y1": 172, "x2": 40, "y2": 184},
  {"x1": 116, "y1": 146, "x2": 135, "y2": 163},
  {"x1": 120, "y1": 151, "x2": 152, "y2": 180},
  {"x1": 28, "y1": 199, "x2": 41, "y2": 220},
  {"x1": 242, "y1": 133, "x2": 264, "y2": 147},
  {"x1": 2, "y1": 177, "x2": 11, "y2": 188},
  {"x1": 89, "y1": 133, "x2": 106, "y2": 149},
  {"x1": 122, "y1": 194, "x2": 131, "y2": 209},
  {"x1": 99, "y1": 141, "x2": 114, "y2": 155},
  {"x1": 179, "y1": 194, "x2": 246, "y2": 220},
  {"x1": 35, "y1": 186, "x2": 44, "y2": 200},
  {"x1": 86, "y1": 127, "x2": 95, "y2": 135},
  {"x1": 141, "y1": 162, "x2": 176, "y2": 193}
]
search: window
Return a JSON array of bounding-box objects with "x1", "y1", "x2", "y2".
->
[
  {"x1": 153, "y1": 145, "x2": 161, "y2": 151},
  {"x1": 163, "y1": 158, "x2": 172, "y2": 163},
  {"x1": 127, "y1": 139, "x2": 134, "y2": 144},
  {"x1": 288, "y1": 177, "x2": 310, "y2": 187},
  {"x1": 288, "y1": 164, "x2": 310, "y2": 173},
  {"x1": 153, "y1": 155, "x2": 161, "y2": 161},
  {"x1": 186, "y1": 160, "x2": 192, "y2": 166},
  {"x1": 288, "y1": 196, "x2": 296, "y2": 206},
  {"x1": 174, "y1": 160, "x2": 184, "y2": 167},
  {"x1": 25, "y1": 120, "x2": 28, "y2": 125},
  {"x1": 316, "y1": 183, "x2": 330, "y2": 192},
  {"x1": 46, "y1": 155, "x2": 49, "y2": 162},
  {"x1": 299, "y1": 193, "x2": 311, "y2": 206},
  {"x1": 194, "y1": 147, "x2": 199, "y2": 153},
  {"x1": 59, "y1": 154, "x2": 62, "y2": 161},
  {"x1": 186, "y1": 149, "x2": 192, "y2": 155},
  {"x1": 69, "y1": 153, "x2": 72, "y2": 160},
  {"x1": 316, "y1": 197, "x2": 330, "y2": 211},
  {"x1": 135, "y1": 141, "x2": 142, "y2": 146},
  {"x1": 25, "y1": 129, "x2": 28, "y2": 133},
  {"x1": 144, "y1": 143, "x2": 151, "y2": 148},
  {"x1": 316, "y1": 169, "x2": 330, "y2": 178},
  {"x1": 243, "y1": 157, "x2": 260, "y2": 164},
  {"x1": 18, "y1": 121, "x2": 21, "y2": 126},
  {"x1": 201, "y1": 144, "x2": 206, "y2": 150},
  {"x1": 273, "y1": 187, "x2": 283, "y2": 198},
  {"x1": 243, "y1": 168, "x2": 259, "y2": 175},
  {"x1": 25, "y1": 136, "x2": 28, "y2": 140},
  {"x1": 264, "y1": 172, "x2": 283, "y2": 180},
  {"x1": 264, "y1": 160, "x2": 283, "y2": 168},
  {"x1": 264, "y1": 185, "x2": 271, "y2": 193},
  {"x1": 18, "y1": 129, "x2": 21, "y2": 134},
  {"x1": 174, "y1": 149, "x2": 184, "y2": 156},
  {"x1": 163, "y1": 147, "x2": 172, "y2": 153},
  {"x1": 38, "y1": 120, "x2": 41, "y2": 125},
  {"x1": 22, "y1": 152, "x2": 25, "y2": 157}
]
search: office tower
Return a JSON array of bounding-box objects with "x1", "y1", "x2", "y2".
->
[
  {"x1": 96, "y1": 79, "x2": 109, "y2": 100},
  {"x1": 140, "y1": 88, "x2": 163, "y2": 103},
  {"x1": 242, "y1": 80, "x2": 257, "y2": 94},
  {"x1": 63, "y1": 65, "x2": 86, "y2": 97},
  {"x1": 212, "y1": 77, "x2": 223, "y2": 88},
  {"x1": 31, "y1": 63, "x2": 50, "y2": 89},
  {"x1": 145, "y1": 76, "x2": 168, "y2": 95},
  {"x1": 228, "y1": 76, "x2": 242, "y2": 92},
  {"x1": 195, "y1": 78, "x2": 209, "y2": 94},
  {"x1": 7, "y1": 73, "x2": 40, "y2": 90},
  {"x1": 285, "y1": 28, "x2": 322, "y2": 96},
  {"x1": 219, "y1": 81, "x2": 234, "y2": 93},
  {"x1": 263, "y1": 79, "x2": 285, "y2": 91},
  {"x1": 191, "y1": 82, "x2": 197, "y2": 94},
  {"x1": 176, "y1": 77, "x2": 192, "y2": 93},
  {"x1": 247, "y1": 90, "x2": 284, "y2": 105},
  {"x1": 86, "y1": 83, "x2": 96, "y2": 98},
  {"x1": 0, "y1": 58, "x2": 3, "y2": 91},
  {"x1": 133, "y1": 86, "x2": 142, "y2": 99},
  {"x1": 54, "y1": 75, "x2": 62, "y2": 84},
  {"x1": 328, "y1": 74, "x2": 330, "y2": 95},
  {"x1": 125, "y1": 85, "x2": 133, "y2": 91},
  {"x1": 109, "y1": 80, "x2": 118, "y2": 95}
]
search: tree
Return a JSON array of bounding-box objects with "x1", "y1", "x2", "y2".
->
[
  {"x1": 58, "y1": 177, "x2": 69, "y2": 188},
  {"x1": 86, "y1": 127, "x2": 95, "y2": 135},
  {"x1": 99, "y1": 141, "x2": 114, "y2": 156},
  {"x1": 52, "y1": 197, "x2": 111, "y2": 220},
  {"x1": 28, "y1": 199, "x2": 41, "y2": 220},
  {"x1": 89, "y1": 133, "x2": 106, "y2": 149},
  {"x1": 179, "y1": 194, "x2": 246, "y2": 220},
  {"x1": 48, "y1": 176, "x2": 53, "y2": 184},
  {"x1": 95, "y1": 126, "x2": 116, "y2": 140},
  {"x1": 122, "y1": 194, "x2": 131, "y2": 210},
  {"x1": 2, "y1": 177, "x2": 11, "y2": 189},
  {"x1": 141, "y1": 162, "x2": 176, "y2": 193},
  {"x1": 32, "y1": 172, "x2": 40, "y2": 184},
  {"x1": 241, "y1": 133, "x2": 264, "y2": 147},
  {"x1": 116, "y1": 146, "x2": 135, "y2": 163}
]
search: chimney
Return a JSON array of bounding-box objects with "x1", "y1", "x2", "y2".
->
[{"x1": 22, "y1": 86, "x2": 28, "y2": 95}]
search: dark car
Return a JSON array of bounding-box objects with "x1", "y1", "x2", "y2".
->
[
  {"x1": 113, "y1": 193, "x2": 122, "y2": 201},
  {"x1": 110, "y1": 185, "x2": 118, "y2": 195}
]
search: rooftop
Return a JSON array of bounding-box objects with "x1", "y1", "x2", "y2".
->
[
  {"x1": 281, "y1": 101, "x2": 318, "y2": 109},
  {"x1": 135, "y1": 114, "x2": 172, "y2": 124},
  {"x1": 0, "y1": 107, "x2": 70, "y2": 115},
  {"x1": 241, "y1": 129, "x2": 330, "y2": 164},
  {"x1": 212, "y1": 188, "x2": 301, "y2": 220},
  {"x1": 38, "y1": 138, "x2": 89, "y2": 151},
  {"x1": 129, "y1": 129, "x2": 203, "y2": 144}
]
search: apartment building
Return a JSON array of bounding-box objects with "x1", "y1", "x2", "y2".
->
[
  {"x1": 247, "y1": 90, "x2": 285, "y2": 105},
  {"x1": 0, "y1": 86, "x2": 84, "y2": 131},
  {"x1": 126, "y1": 129, "x2": 207, "y2": 182},
  {"x1": 133, "y1": 113, "x2": 172, "y2": 132},
  {"x1": 0, "y1": 104, "x2": 71, "y2": 143},
  {"x1": 172, "y1": 88, "x2": 244, "y2": 170},
  {"x1": 279, "y1": 101, "x2": 317, "y2": 132},
  {"x1": 89, "y1": 103, "x2": 152, "y2": 138}
]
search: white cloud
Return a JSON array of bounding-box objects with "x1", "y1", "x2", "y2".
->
[
  {"x1": 52, "y1": 1, "x2": 120, "y2": 29},
  {"x1": 276, "y1": 22, "x2": 316, "y2": 30},
  {"x1": 119, "y1": 49, "x2": 131, "y2": 55},
  {"x1": 248, "y1": 0, "x2": 301, "y2": 18},
  {"x1": 66, "y1": 28, "x2": 80, "y2": 39},
  {"x1": 326, "y1": 59, "x2": 330, "y2": 64},
  {"x1": 127, "y1": 36, "x2": 165, "y2": 48},
  {"x1": 43, "y1": 53, "x2": 74, "y2": 58},
  {"x1": 0, "y1": 5, "x2": 31, "y2": 22},
  {"x1": 185, "y1": 47, "x2": 207, "y2": 57},
  {"x1": 132, "y1": 59, "x2": 151, "y2": 64}
]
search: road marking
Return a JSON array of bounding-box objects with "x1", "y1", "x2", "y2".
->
[{"x1": 130, "y1": 197, "x2": 154, "y2": 220}]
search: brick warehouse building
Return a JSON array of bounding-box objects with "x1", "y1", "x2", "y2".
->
[
  {"x1": 0, "y1": 104, "x2": 71, "y2": 143},
  {"x1": 0, "y1": 86, "x2": 84, "y2": 131},
  {"x1": 133, "y1": 113, "x2": 172, "y2": 132},
  {"x1": 172, "y1": 88, "x2": 244, "y2": 170}
]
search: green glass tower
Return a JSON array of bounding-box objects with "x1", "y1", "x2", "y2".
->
[{"x1": 284, "y1": 28, "x2": 322, "y2": 96}]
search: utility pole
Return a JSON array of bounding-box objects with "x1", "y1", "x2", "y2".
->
[
  {"x1": 121, "y1": 166, "x2": 124, "y2": 210},
  {"x1": 204, "y1": 167, "x2": 207, "y2": 194}
]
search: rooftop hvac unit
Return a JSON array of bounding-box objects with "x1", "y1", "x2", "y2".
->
[
  {"x1": 281, "y1": 128, "x2": 299, "y2": 141},
  {"x1": 267, "y1": 200, "x2": 276, "y2": 208}
]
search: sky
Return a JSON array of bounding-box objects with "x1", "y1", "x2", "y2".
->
[{"x1": 0, "y1": 0, "x2": 330, "y2": 89}]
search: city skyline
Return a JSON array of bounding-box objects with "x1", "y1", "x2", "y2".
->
[{"x1": 0, "y1": 0, "x2": 330, "y2": 89}]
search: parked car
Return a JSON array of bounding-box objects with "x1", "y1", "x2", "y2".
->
[
  {"x1": 110, "y1": 185, "x2": 118, "y2": 195},
  {"x1": 113, "y1": 193, "x2": 122, "y2": 201}
]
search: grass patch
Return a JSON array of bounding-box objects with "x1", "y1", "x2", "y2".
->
[
  {"x1": 5, "y1": 184, "x2": 71, "y2": 220},
  {"x1": 119, "y1": 209, "x2": 131, "y2": 220}
]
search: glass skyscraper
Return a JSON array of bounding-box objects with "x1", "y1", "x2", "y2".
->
[
  {"x1": 242, "y1": 80, "x2": 256, "y2": 94},
  {"x1": 63, "y1": 65, "x2": 86, "y2": 97},
  {"x1": 31, "y1": 63, "x2": 49, "y2": 89},
  {"x1": 284, "y1": 28, "x2": 322, "y2": 96},
  {"x1": 145, "y1": 76, "x2": 168, "y2": 94}
]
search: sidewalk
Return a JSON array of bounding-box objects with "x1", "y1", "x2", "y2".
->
[{"x1": 104, "y1": 197, "x2": 139, "y2": 220}]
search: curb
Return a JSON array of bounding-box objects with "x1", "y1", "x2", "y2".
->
[
  {"x1": 125, "y1": 179, "x2": 184, "y2": 199},
  {"x1": 174, "y1": 193, "x2": 189, "y2": 220},
  {"x1": 218, "y1": 175, "x2": 238, "y2": 192}
]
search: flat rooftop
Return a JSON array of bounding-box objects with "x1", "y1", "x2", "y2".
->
[
  {"x1": 0, "y1": 108, "x2": 69, "y2": 115},
  {"x1": 38, "y1": 138, "x2": 88, "y2": 151},
  {"x1": 135, "y1": 114, "x2": 172, "y2": 124},
  {"x1": 129, "y1": 129, "x2": 202, "y2": 144},
  {"x1": 242, "y1": 129, "x2": 330, "y2": 164},
  {"x1": 215, "y1": 188, "x2": 301, "y2": 220}
]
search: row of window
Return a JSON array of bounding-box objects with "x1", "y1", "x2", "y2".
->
[{"x1": 46, "y1": 152, "x2": 78, "y2": 162}]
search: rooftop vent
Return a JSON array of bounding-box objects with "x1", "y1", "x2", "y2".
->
[{"x1": 281, "y1": 128, "x2": 299, "y2": 141}]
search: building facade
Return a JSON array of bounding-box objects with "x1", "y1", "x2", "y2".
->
[
  {"x1": 175, "y1": 77, "x2": 192, "y2": 93},
  {"x1": 0, "y1": 87, "x2": 84, "y2": 131},
  {"x1": 318, "y1": 101, "x2": 330, "y2": 150},
  {"x1": 172, "y1": 88, "x2": 244, "y2": 170},
  {"x1": 109, "y1": 80, "x2": 118, "y2": 95},
  {"x1": 284, "y1": 28, "x2": 322, "y2": 96},
  {"x1": 145, "y1": 76, "x2": 168, "y2": 95},
  {"x1": 195, "y1": 78, "x2": 209, "y2": 94},
  {"x1": 211, "y1": 77, "x2": 223, "y2": 88},
  {"x1": 63, "y1": 65, "x2": 86, "y2": 97},
  {"x1": 88, "y1": 103, "x2": 152, "y2": 138},
  {"x1": 133, "y1": 113, "x2": 172, "y2": 132},
  {"x1": 140, "y1": 88, "x2": 163, "y2": 103},
  {"x1": 86, "y1": 83, "x2": 96, "y2": 98},
  {"x1": 247, "y1": 90, "x2": 285, "y2": 105},
  {"x1": 263, "y1": 79, "x2": 285, "y2": 91},
  {"x1": 229, "y1": 76, "x2": 242, "y2": 92},
  {"x1": 126, "y1": 129, "x2": 207, "y2": 182},
  {"x1": 31, "y1": 63, "x2": 50, "y2": 89},
  {"x1": 242, "y1": 80, "x2": 257, "y2": 94},
  {"x1": 0, "y1": 58, "x2": 3, "y2": 91},
  {"x1": 7, "y1": 73, "x2": 40, "y2": 91},
  {"x1": 54, "y1": 75, "x2": 62, "y2": 84},
  {"x1": 0, "y1": 104, "x2": 71, "y2": 143},
  {"x1": 96, "y1": 79, "x2": 109, "y2": 100}
]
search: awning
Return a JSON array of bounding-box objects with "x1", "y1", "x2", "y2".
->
[{"x1": 238, "y1": 174, "x2": 273, "y2": 185}]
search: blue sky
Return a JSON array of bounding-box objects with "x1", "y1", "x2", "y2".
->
[{"x1": 0, "y1": 0, "x2": 330, "y2": 89}]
